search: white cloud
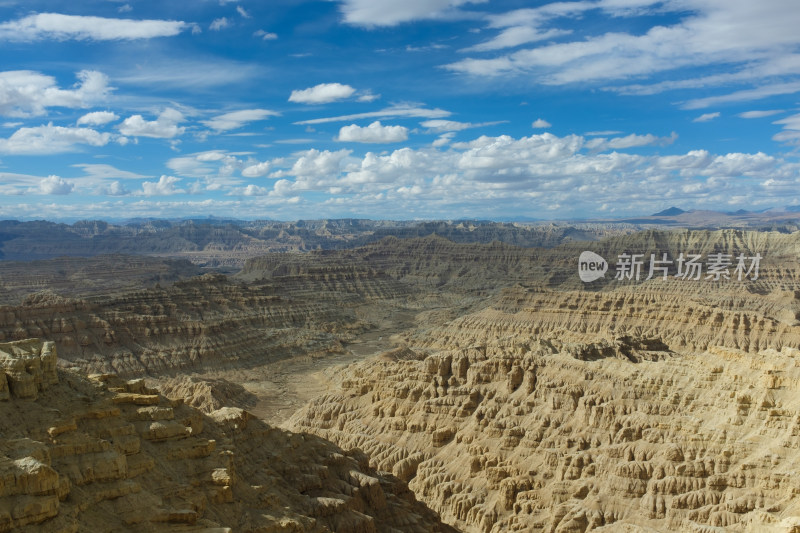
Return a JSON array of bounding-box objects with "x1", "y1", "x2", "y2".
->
[
  {"x1": 337, "y1": 0, "x2": 486, "y2": 26},
  {"x1": 202, "y1": 109, "x2": 279, "y2": 132},
  {"x1": 337, "y1": 121, "x2": 409, "y2": 143},
  {"x1": 99, "y1": 181, "x2": 131, "y2": 196},
  {"x1": 357, "y1": 91, "x2": 380, "y2": 102},
  {"x1": 118, "y1": 4, "x2": 132, "y2": 13},
  {"x1": 289, "y1": 83, "x2": 357, "y2": 104},
  {"x1": 693, "y1": 112, "x2": 720, "y2": 122},
  {"x1": 115, "y1": 57, "x2": 259, "y2": 89},
  {"x1": 585, "y1": 130, "x2": 623, "y2": 136},
  {"x1": 240, "y1": 184, "x2": 270, "y2": 196},
  {"x1": 72, "y1": 164, "x2": 147, "y2": 180},
  {"x1": 586, "y1": 131, "x2": 677, "y2": 151},
  {"x1": 295, "y1": 104, "x2": 450, "y2": 125},
  {"x1": 532, "y1": 118, "x2": 551, "y2": 128},
  {"x1": 277, "y1": 149, "x2": 352, "y2": 178},
  {"x1": 38, "y1": 175, "x2": 74, "y2": 195},
  {"x1": 237, "y1": 6, "x2": 251, "y2": 18},
  {"x1": 463, "y1": 26, "x2": 571, "y2": 53},
  {"x1": 210, "y1": 17, "x2": 230, "y2": 31},
  {"x1": 445, "y1": 0, "x2": 800, "y2": 108},
  {"x1": 771, "y1": 113, "x2": 800, "y2": 145},
  {"x1": 140, "y1": 175, "x2": 184, "y2": 196},
  {"x1": 419, "y1": 119, "x2": 503, "y2": 133},
  {"x1": 0, "y1": 13, "x2": 191, "y2": 41},
  {"x1": 167, "y1": 151, "x2": 247, "y2": 178},
  {"x1": 254, "y1": 29, "x2": 277, "y2": 40},
  {"x1": 432, "y1": 132, "x2": 456, "y2": 147},
  {"x1": 683, "y1": 82, "x2": 800, "y2": 110},
  {"x1": 77, "y1": 110, "x2": 119, "y2": 126},
  {"x1": 118, "y1": 108, "x2": 185, "y2": 138},
  {"x1": 739, "y1": 110, "x2": 783, "y2": 119},
  {"x1": 249, "y1": 130, "x2": 793, "y2": 218},
  {"x1": 0, "y1": 123, "x2": 111, "y2": 154},
  {"x1": 242, "y1": 161, "x2": 272, "y2": 177},
  {"x1": 0, "y1": 70, "x2": 110, "y2": 117}
]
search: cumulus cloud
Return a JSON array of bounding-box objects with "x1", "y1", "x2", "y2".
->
[
  {"x1": 167, "y1": 151, "x2": 246, "y2": 178},
  {"x1": 0, "y1": 70, "x2": 110, "y2": 117},
  {"x1": 693, "y1": 112, "x2": 720, "y2": 122},
  {"x1": 337, "y1": 121, "x2": 409, "y2": 143},
  {"x1": 337, "y1": 0, "x2": 486, "y2": 26},
  {"x1": 38, "y1": 175, "x2": 74, "y2": 195},
  {"x1": 77, "y1": 111, "x2": 119, "y2": 126},
  {"x1": 289, "y1": 83, "x2": 357, "y2": 104},
  {"x1": 0, "y1": 123, "x2": 111, "y2": 154},
  {"x1": 276, "y1": 149, "x2": 352, "y2": 178},
  {"x1": 242, "y1": 161, "x2": 271, "y2": 177},
  {"x1": 251, "y1": 130, "x2": 791, "y2": 218},
  {"x1": 202, "y1": 109, "x2": 279, "y2": 132},
  {"x1": 140, "y1": 175, "x2": 184, "y2": 196},
  {"x1": 532, "y1": 118, "x2": 551, "y2": 128},
  {"x1": 240, "y1": 184, "x2": 270, "y2": 196},
  {"x1": 296, "y1": 104, "x2": 450, "y2": 125},
  {"x1": 236, "y1": 6, "x2": 251, "y2": 18},
  {"x1": 98, "y1": 181, "x2": 131, "y2": 196},
  {"x1": 0, "y1": 13, "x2": 191, "y2": 41},
  {"x1": 118, "y1": 108, "x2": 185, "y2": 138}
]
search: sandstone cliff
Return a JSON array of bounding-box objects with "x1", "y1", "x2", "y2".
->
[{"x1": 0, "y1": 339, "x2": 453, "y2": 532}]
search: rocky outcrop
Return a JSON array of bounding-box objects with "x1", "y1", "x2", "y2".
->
[
  {"x1": 155, "y1": 375, "x2": 257, "y2": 413},
  {"x1": 0, "y1": 339, "x2": 58, "y2": 400},
  {"x1": 0, "y1": 339, "x2": 454, "y2": 532},
  {"x1": 290, "y1": 337, "x2": 800, "y2": 532}
]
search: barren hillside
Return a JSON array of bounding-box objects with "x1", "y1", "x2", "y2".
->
[{"x1": 2, "y1": 228, "x2": 800, "y2": 531}]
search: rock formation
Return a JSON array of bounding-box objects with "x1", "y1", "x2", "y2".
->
[
  {"x1": 0, "y1": 339, "x2": 453, "y2": 532},
  {"x1": 289, "y1": 335, "x2": 800, "y2": 532},
  {"x1": 3, "y1": 228, "x2": 800, "y2": 532}
]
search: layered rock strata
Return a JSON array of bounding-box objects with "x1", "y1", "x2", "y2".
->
[
  {"x1": 0, "y1": 270, "x2": 408, "y2": 376},
  {"x1": 0, "y1": 339, "x2": 453, "y2": 532}
]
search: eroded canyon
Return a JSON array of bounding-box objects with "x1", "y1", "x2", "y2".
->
[{"x1": 2, "y1": 225, "x2": 800, "y2": 532}]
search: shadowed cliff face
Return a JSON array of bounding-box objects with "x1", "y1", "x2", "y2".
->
[{"x1": 0, "y1": 339, "x2": 454, "y2": 532}]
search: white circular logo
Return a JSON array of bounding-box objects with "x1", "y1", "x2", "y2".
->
[{"x1": 578, "y1": 251, "x2": 607, "y2": 282}]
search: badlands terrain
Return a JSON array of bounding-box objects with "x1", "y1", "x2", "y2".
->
[{"x1": 1, "y1": 220, "x2": 800, "y2": 531}]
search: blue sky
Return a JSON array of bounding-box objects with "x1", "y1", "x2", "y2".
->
[{"x1": 1, "y1": 0, "x2": 800, "y2": 221}]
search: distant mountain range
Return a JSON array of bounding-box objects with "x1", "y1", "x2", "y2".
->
[{"x1": 1, "y1": 209, "x2": 799, "y2": 266}]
